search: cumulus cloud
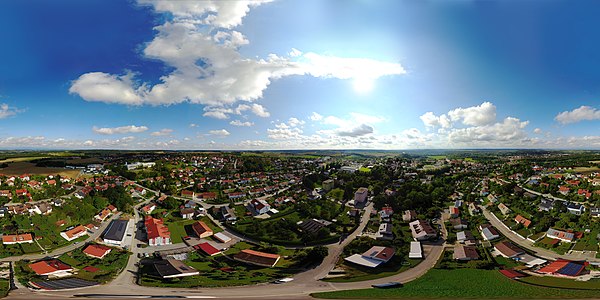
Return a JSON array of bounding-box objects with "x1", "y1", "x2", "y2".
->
[
  {"x1": 209, "y1": 129, "x2": 231, "y2": 136},
  {"x1": 69, "y1": 72, "x2": 145, "y2": 105},
  {"x1": 230, "y1": 120, "x2": 254, "y2": 127},
  {"x1": 447, "y1": 117, "x2": 529, "y2": 144},
  {"x1": 150, "y1": 128, "x2": 173, "y2": 136},
  {"x1": 420, "y1": 102, "x2": 496, "y2": 129},
  {"x1": 309, "y1": 112, "x2": 323, "y2": 121},
  {"x1": 92, "y1": 125, "x2": 148, "y2": 135},
  {"x1": 69, "y1": 0, "x2": 405, "y2": 119},
  {"x1": 533, "y1": 128, "x2": 542, "y2": 134},
  {"x1": 555, "y1": 106, "x2": 600, "y2": 124},
  {"x1": 336, "y1": 124, "x2": 374, "y2": 137}
]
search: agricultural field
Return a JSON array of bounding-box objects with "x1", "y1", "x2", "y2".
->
[
  {"x1": 312, "y1": 269, "x2": 600, "y2": 299},
  {"x1": 0, "y1": 161, "x2": 81, "y2": 178}
]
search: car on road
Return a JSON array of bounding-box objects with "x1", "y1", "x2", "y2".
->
[
  {"x1": 372, "y1": 282, "x2": 403, "y2": 289},
  {"x1": 274, "y1": 278, "x2": 294, "y2": 284}
]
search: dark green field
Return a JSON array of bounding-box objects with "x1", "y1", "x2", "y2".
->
[{"x1": 312, "y1": 269, "x2": 600, "y2": 299}]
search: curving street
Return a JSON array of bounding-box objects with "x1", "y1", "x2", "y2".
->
[{"x1": 5, "y1": 201, "x2": 446, "y2": 299}]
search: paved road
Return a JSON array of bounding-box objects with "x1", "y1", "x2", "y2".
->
[
  {"x1": 0, "y1": 213, "x2": 121, "y2": 263},
  {"x1": 482, "y1": 207, "x2": 600, "y2": 262},
  {"x1": 6, "y1": 202, "x2": 446, "y2": 300}
]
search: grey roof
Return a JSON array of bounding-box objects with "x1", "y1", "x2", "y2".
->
[{"x1": 102, "y1": 219, "x2": 128, "y2": 242}]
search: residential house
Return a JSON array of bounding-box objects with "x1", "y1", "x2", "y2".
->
[
  {"x1": 83, "y1": 244, "x2": 112, "y2": 259},
  {"x1": 457, "y1": 231, "x2": 477, "y2": 245},
  {"x1": 220, "y1": 206, "x2": 237, "y2": 222},
  {"x1": 454, "y1": 245, "x2": 480, "y2": 261},
  {"x1": 566, "y1": 203, "x2": 585, "y2": 216},
  {"x1": 60, "y1": 225, "x2": 88, "y2": 241},
  {"x1": 409, "y1": 220, "x2": 437, "y2": 241},
  {"x1": 480, "y1": 224, "x2": 500, "y2": 241},
  {"x1": 498, "y1": 203, "x2": 511, "y2": 216},
  {"x1": 180, "y1": 207, "x2": 195, "y2": 219},
  {"x1": 558, "y1": 186, "x2": 570, "y2": 195},
  {"x1": 344, "y1": 246, "x2": 395, "y2": 268},
  {"x1": 28, "y1": 259, "x2": 73, "y2": 278},
  {"x1": 2, "y1": 233, "x2": 33, "y2": 244},
  {"x1": 378, "y1": 206, "x2": 394, "y2": 222},
  {"x1": 402, "y1": 210, "x2": 417, "y2": 222},
  {"x1": 375, "y1": 223, "x2": 394, "y2": 240},
  {"x1": 299, "y1": 219, "x2": 331, "y2": 235},
  {"x1": 142, "y1": 203, "x2": 156, "y2": 214},
  {"x1": 494, "y1": 241, "x2": 524, "y2": 258},
  {"x1": 515, "y1": 215, "x2": 532, "y2": 228},
  {"x1": 546, "y1": 228, "x2": 576, "y2": 243},
  {"x1": 249, "y1": 199, "x2": 270, "y2": 215},
  {"x1": 468, "y1": 203, "x2": 480, "y2": 216},
  {"x1": 450, "y1": 218, "x2": 468, "y2": 230},
  {"x1": 539, "y1": 198, "x2": 555, "y2": 212},
  {"x1": 449, "y1": 206, "x2": 460, "y2": 218}
]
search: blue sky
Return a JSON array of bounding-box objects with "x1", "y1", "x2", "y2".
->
[{"x1": 0, "y1": 0, "x2": 599, "y2": 149}]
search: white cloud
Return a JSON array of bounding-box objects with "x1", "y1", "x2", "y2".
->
[
  {"x1": 420, "y1": 112, "x2": 451, "y2": 129},
  {"x1": 309, "y1": 112, "x2": 323, "y2": 121},
  {"x1": 448, "y1": 102, "x2": 496, "y2": 126},
  {"x1": 234, "y1": 103, "x2": 270, "y2": 118},
  {"x1": 336, "y1": 124, "x2": 374, "y2": 137},
  {"x1": 447, "y1": 117, "x2": 529, "y2": 144},
  {"x1": 92, "y1": 125, "x2": 148, "y2": 135},
  {"x1": 209, "y1": 129, "x2": 231, "y2": 136},
  {"x1": 70, "y1": 1, "x2": 405, "y2": 118},
  {"x1": 555, "y1": 106, "x2": 600, "y2": 124},
  {"x1": 189, "y1": 123, "x2": 198, "y2": 127},
  {"x1": 288, "y1": 117, "x2": 305, "y2": 127},
  {"x1": 533, "y1": 128, "x2": 542, "y2": 134},
  {"x1": 0, "y1": 103, "x2": 22, "y2": 119},
  {"x1": 420, "y1": 102, "x2": 496, "y2": 128},
  {"x1": 150, "y1": 128, "x2": 173, "y2": 136},
  {"x1": 69, "y1": 72, "x2": 145, "y2": 105},
  {"x1": 230, "y1": 120, "x2": 254, "y2": 127}
]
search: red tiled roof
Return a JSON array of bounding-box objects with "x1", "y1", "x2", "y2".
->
[
  {"x1": 63, "y1": 225, "x2": 87, "y2": 239},
  {"x1": 28, "y1": 259, "x2": 71, "y2": 275},
  {"x1": 539, "y1": 260, "x2": 571, "y2": 274},
  {"x1": 83, "y1": 244, "x2": 112, "y2": 259},
  {"x1": 198, "y1": 242, "x2": 220, "y2": 256},
  {"x1": 515, "y1": 215, "x2": 532, "y2": 228},
  {"x1": 2, "y1": 233, "x2": 33, "y2": 243},
  {"x1": 145, "y1": 216, "x2": 170, "y2": 239},
  {"x1": 499, "y1": 269, "x2": 524, "y2": 279}
]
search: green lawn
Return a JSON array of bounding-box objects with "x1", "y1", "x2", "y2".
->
[
  {"x1": 140, "y1": 242, "x2": 304, "y2": 288},
  {"x1": 520, "y1": 276, "x2": 600, "y2": 290},
  {"x1": 312, "y1": 269, "x2": 600, "y2": 299},
  {"x1": 0, "y1": 279, "x2": 9, "y2": 298},
  {"x1": 166, "y1": 219, "x2": 197, "y2": 244}
]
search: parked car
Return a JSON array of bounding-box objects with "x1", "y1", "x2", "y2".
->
[{"x1": 372, "y1": 282, "x2": 403, "y2": 289}]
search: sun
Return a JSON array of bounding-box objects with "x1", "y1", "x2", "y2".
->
[{"x1": 353, "y1": 78, "x2": 374, "y2": 94}]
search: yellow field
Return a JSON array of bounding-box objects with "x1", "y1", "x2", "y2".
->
[
  {"x1": 0, "y1": 156, "x2": 49, "y2": 163},
  {"x1": 573, "y1": 166, "x2": 600, "y2": 174}
]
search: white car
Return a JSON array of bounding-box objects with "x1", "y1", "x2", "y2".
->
[{"x1": 274, "y1": 278, "x2": 294, "y2": 284}]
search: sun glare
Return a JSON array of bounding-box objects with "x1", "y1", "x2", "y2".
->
[{"x1": 353, "y1": 78, "x2": 374, "y2": 93}]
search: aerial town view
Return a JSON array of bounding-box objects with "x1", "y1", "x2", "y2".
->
[{"x1": 1, "y1": 0, "x2": 600, "y2": 299}]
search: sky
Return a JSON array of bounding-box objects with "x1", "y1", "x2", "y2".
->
[{"x1": 0, "y1": 0, "x2": 600, "y2": 150}]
